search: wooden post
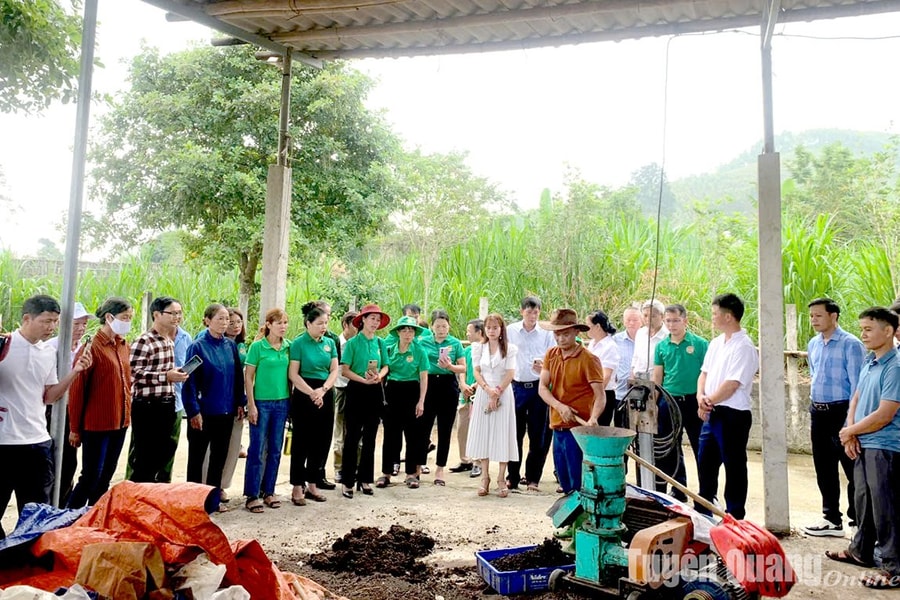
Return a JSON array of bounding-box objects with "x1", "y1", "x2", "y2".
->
[
  {"x1": 785, "y1": 304, "x2": 801, "y2": 441},
  {"x1": 478, "y1": 297, "x2": 489, "y2": 320},
  {"x1": 142, "y1": 291, "x2": 153, "y2": 331}
]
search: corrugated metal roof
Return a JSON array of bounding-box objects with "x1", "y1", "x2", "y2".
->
[{"x1": 150, "y1": 0, "x2": 900, "y2": 60}]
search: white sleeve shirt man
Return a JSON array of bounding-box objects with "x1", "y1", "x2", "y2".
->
[
  {"x1": 0, "y1": 331, "x2": 59, "y2": 445},
  {"x1": 507, "y1": 320, "x2": 556, "y2": 382},
  {"x1": 631, "y1": 325, "x2": 669, "y2": 377},
  {"x1": 700, "y1": 329, "x2": 759, "y2": 410}
]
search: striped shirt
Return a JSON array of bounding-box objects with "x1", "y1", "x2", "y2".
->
[
  {"x1": 807, "y1": 327, "x2": 866, "y2": 403},
  {"x1": 130, "y1": 329, "x2": 176, "y2": 400},
  {"x1": 68, "y1": 329, "x2": 131, "y2": 433}
]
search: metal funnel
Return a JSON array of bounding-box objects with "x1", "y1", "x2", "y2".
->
[{"x1": 571, "y1": 426, "x2": 635, "y2": 463}]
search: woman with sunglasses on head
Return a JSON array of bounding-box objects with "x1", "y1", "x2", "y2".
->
[
  {"x1": 339, "y1": 304, "x2": 390, "y2": 498},
  {"x1": 287, "y1": 302, "x2": 339, "y2": 505},
  {"x1": 66, "y1": 297, "x2": 134, "y2": 508},
  {"x1": 243, "y1": 308, "x2": 291, "y2": 513}
]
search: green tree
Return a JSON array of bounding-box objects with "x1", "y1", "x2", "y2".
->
[
  {"x1": 0, "y1": 0, "x2": 82, "y2": 114},
  {"x1": 629, "y1": 163, "x2": 677, "y2": 219},
  {"x1": 384, "y1": 149, "x2": 509, "y2": 312},
  {"x1": 35, "y1": 237, "x2": 64, "y2": 260},
  {"x1": 87, "y1": 45, "x2": 402, "y2": 309}
]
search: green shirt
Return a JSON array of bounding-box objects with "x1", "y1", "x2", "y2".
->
[
  {"x1": 653, "y1": 330, "x2": 709, "y2": 395},
  {"x1": 341, "y1": 333, "x2": 389, "y2": 378},
  {"x1": 245, "y1": 337, "x2": 292, "y2": 400},
  {"x1": 464, "y1": 344, "x2": 476, "y2": 385},
  {"x1": 419, "y1": 334, "x2": 465, "y2": 375},
  {"x1": 290, "y1": 332, "x2": 337, "y2": 381},
  {"x1": 387, "y1": 340, "x2": 429, "y2": 382},
  {"x1": 236, "y1": 341, "x2": 248, "y2": 366}
]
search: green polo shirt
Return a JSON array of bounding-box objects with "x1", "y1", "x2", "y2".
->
[
  {"x1": 245, "y1": 337, "x2": 292, "y2": 400},
  {"x1": 418, "y1": 334, "x2": 464, "y2": 375},
  {"x1": 341, "y1": 333, "x2": 389, "y2": 378},
  {"x1": 464, "y1": 345, "x2": 476, "y2": 385},
  {"x1": 387, "y1": 341, "x2": 429, "y2": 382},
  {"x1": 290, "y1": 332, "x2": 337, "y2": 380},
  {"x1": 653, "y1": 331, "x2": 709, "y2": 395}
]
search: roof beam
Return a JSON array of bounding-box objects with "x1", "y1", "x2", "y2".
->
[{"x1": 139, "y1": 0, "x2": 323, "y2": 67}]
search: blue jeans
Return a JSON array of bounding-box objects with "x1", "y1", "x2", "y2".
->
[
  {"x1": 553, "y1": 429, "x2": 583, "y2": 494},
  {"x1": 243, "y1": 399, "x2": 289, "y2": 499},
  {"x1": 66, "y1": 428, "x2": 127, "y2": 508}
]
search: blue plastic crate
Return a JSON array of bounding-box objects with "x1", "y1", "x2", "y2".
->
[{"x1": 475, "y1": 545, "x2": 576, "y2": 595}]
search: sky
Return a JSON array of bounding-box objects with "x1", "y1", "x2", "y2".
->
[{"x1": 2, "y1": 2, "x2": 900, "y2": 256}]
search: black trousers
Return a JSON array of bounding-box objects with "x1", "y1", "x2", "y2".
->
[
  {"x1": 129, "y1": 398, "x2": 178, "y2": 483},
  {"x1": 290, "y1": 379, "x2": 334, "y2": 486},
  {"x1": 697, "y1": 405, "x2": 752, "y2": 519},
  {"x1": 669, "y1": 393, "x2": 702, "y2": 492},
  {"x1": 810, "y1": 401, "x2": 857, "y2": 526},
  {"x1": 0, "y1": 440, "x2": 53, "y2": 539},
  {"x1": 383, "y1": 380, "x2": 421, "y2": 476},
  {"x1": 186, "y1": 413, "x2": 234, "y2": 489},
  {"x1": 67, "y1": 428, "x2": 127, "y2": 508},
  {"x1": 340, "y1": 380, "x2": 383, "y2": 488},
  {"x1": 420, "y1": 374, "x2": 458, "y2": 468},
  {"x1": 598, "y1": 389, "x2": 616, "y2": 426},
  {"x1": 507, "y1": 381, "x2": 551, "y2": 486},
  {"x1": 850, "y1": 448, "x2": 900, "y2": 575}
]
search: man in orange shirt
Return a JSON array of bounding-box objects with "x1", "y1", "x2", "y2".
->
[{"x1": 538, "y1": 309, "x2": 605, "y2": 495}]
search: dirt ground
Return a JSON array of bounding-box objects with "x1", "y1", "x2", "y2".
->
[{"x1": 3, "y1": 421, "x2": 894, "y2": 599}]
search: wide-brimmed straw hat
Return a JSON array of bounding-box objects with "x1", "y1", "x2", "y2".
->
[
  {"x1": 539, "y1": 308, "x2": 590, "y2": 332},
  {"x1": 389, "y1": 315, "x2": 425, "y2": 337},
  {"x1": 352, "y1": 304, "x2": 391, "y2": 330}
]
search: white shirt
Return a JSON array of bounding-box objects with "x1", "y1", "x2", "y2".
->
[
  {"x1": 0, "y1": 331, "x2": 59, "y2": 445},
  {"x1": 335, "y1": 334, "x2": 350, "y2": 388},
  {"x1": 507, "y1": 320, "x2": 556, "y2": 382},
  {"x1": 701, "y1": 329, "x2": 759, "y2": 411},
  {"x1": 588, "y1": 336, "x2": 620, "y2": 391},
  {"x1": 631, "y1": 325, "x2": 669, "y2": 377}
]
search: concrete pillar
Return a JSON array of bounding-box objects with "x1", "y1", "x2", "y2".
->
[
  {"x1": 758, "y1": 152, "x2": 790, "y2": 534},
  {"x1": 259, "y1": 164, "x2": 291, "y2": 324}
]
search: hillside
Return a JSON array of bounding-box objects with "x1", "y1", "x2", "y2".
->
[{"x1": 668, "y1": 128, "x2": 895, "y2": 214}]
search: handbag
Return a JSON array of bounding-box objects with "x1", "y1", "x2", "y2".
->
[{"x1": 0, "y1": 333, "x2": 10, "y2": 363}]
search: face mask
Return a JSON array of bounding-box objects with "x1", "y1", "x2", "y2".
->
[{"x1": 108, "y1": 316, "x2": 132, "y2": 337}]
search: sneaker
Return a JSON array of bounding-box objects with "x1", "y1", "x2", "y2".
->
[
  {"x1": 802, "y1": 519, "x2": 844, "y2": 537},
  {"x1": 470, "y1": 464, "x2": 482, "y2": 478}
]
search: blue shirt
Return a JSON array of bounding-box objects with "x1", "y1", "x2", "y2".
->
[
  {"x1": 173, "y1": 327, "x2": 192, "y2": 413},
  {"x1": 807, "y1": 327, "x2": 865, "y2": 403},
  {"x1": 614, "y1": 331, "x2": 635, "y2": 400},
  {"x1": 854, "y1": 348, "x2": 900, "y2": 452},
  {"x1": 182, "y1": 329, "x2": 245, "y2": 418}
]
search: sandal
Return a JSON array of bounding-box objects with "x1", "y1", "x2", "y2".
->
[
  {"x1": 421, "y1": 466, "x2": 430, "y2": 475},
  {"x1": 405, "y1": 476, "x2": 420, "y2": 489},
  {"x1": 263, "y1": 495, "x2": 281, "y2": 509},
  {"x1": 825, "y1": 549, "x2": 872, "y2": 568},
  {"x1": 861, "y1": 569, "x2": 900, "y2": 589},
  {"x1": 376, "y1": 476, "x2": 390, "y2": 488},
  {"x1": 305, "y1": 490, "x2": 327, "y2": 502},
  {"x1": 291, "y1": 493, "x2": 306, "y2": 506},
  {"x1": 245, "y1": 498, "x2": 264, "y2": 513},
  {"x1": 477, "y1": 476, "x2": 491, "y2": 497},
  {"x1": 498, "y1": 482, "x2": 509, "y2": 498},
  {"x1": 527, "y1": 482, "x2": 540, "y2": 492},
  {"x1": 433, "y1": 478, "x2": 445, "y2": 486}
]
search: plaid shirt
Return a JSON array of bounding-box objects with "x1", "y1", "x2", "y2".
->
[
  {"x1": 130, "y1": 329, "x2": 176, "y2": 400},
  {"x1": 807, "y1": 326, "x2": 866, "y2": 403}
]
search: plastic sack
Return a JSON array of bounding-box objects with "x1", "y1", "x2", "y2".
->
[
  {"x1": 210, "y1": 586, "x2": 250, "y2": 600},
  {"x1": 0, "y1": 584, "x2": 92, "y2": 599},
  {"x1": 0, "y1": 503, "x2": 89, "y2": 553},
  {"x1": 171, "y1": 553, "x2": 226, "y2": 600},
  {"x1": 74, "y1": 542, "x2": 167, "y2": 600}
]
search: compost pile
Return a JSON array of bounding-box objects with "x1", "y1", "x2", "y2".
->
[
  {"x1": 307, "y1": 525, "x2": 436, "y2": 579},
  {"x1": 490, "y1": 539, "x2": 571, "y2": 571}
]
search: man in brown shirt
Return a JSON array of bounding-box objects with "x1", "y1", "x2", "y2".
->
[{"x1": 538, "y1": 309, "x2": 605, "y2": 495}]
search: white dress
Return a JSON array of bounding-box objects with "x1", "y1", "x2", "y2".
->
[{"x1": 465, "y1": 342, "x2": 520, "y2": 463}]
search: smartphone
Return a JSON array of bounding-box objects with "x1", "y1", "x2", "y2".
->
[
  {"x1": 439, "y1": 347, "x2": 450, "y2": 361},
  {"x1": 367, "y1": 359, "x2": 378, "y2": 374},
  {"x1": 182, "y1": 354, "x2": 204, "y2": 375}
]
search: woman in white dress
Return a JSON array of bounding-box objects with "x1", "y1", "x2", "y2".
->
[
  {"x1": 466, "y1": 313, "x2": 518, "y2": 498},
  {"x1": 585, "y1": 310, "x2": 620, "y2": 426}
]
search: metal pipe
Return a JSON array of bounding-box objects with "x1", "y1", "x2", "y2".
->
[
  {"x1": 276, "y1": 48, "x2": 292, "y2": 167},
  {"x1": 52, "y1": 0, "x2": 99, "y2": 507}
]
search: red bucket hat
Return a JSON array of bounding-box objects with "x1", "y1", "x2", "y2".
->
[{"x1": 352, "y1": 304, "x2": 391, "y2": 330}]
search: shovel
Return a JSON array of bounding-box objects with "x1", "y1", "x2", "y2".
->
[{"x1": 571, "y1": 416, "x2": 795, "y2": 597}]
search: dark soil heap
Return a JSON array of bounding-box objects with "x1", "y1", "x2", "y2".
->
[
  {"x1": 490, "y1": 538, "x2": 572, "y2": 571},
  {"x1": 307, "y1": 525, "x2": 436, "y2": 579}
]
